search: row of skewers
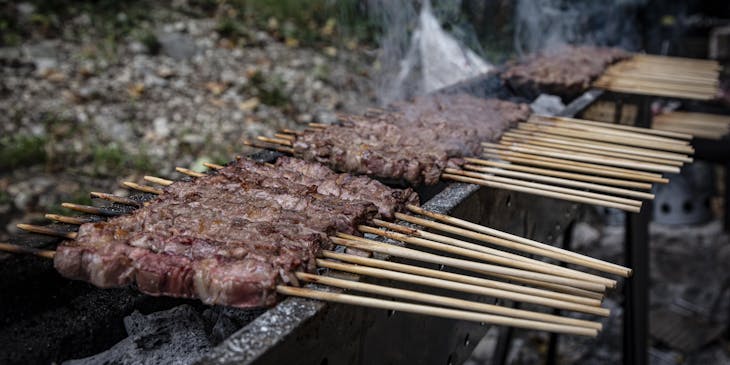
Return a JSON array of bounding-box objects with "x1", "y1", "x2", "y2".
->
[
  {"x1": 256, "y1": 114, "x2": 695, "y2": 213},
  {"x1": 3, "y1": 159, "x2": 629, "y2": 337},
  {"x1": 445, "y1": 114, "x2": 694, "y2": 211},
  {"x1": 594, "y1": 54, "x2": 721, "y2": 101},
  {"x1": 653, "y1": 111, "x2": 730, "y2": 140}
]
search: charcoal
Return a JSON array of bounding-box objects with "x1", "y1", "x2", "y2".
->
[{"x1": 64, "y1": 305, "x2": 212, "y2": 365}]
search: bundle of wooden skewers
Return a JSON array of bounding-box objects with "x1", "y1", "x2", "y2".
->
[
  {"x1": 653, "y1": 111, "x2": 730, "y2": 140},
  {"x1": 594, "y1": 54, "x2": 721, "y2": 100},
  {"x1": 444, "y1": 114, "x2": 695, "y2": 212},
  {"x1": 3, "y1": 159, "x2": 631, "y2": 338}
]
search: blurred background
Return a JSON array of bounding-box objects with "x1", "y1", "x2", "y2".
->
[{"x1": 1, "y1": 1, "x2": 730, "y2": 364}]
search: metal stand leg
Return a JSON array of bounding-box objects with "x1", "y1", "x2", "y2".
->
[
  {"x1": 622, "y1": 95, "x2": 651, "y2": 365},
  {"x1": 493, "y1": 312, "x2": 516, "y2": 365},
  {"x1": 623, "y1": 206, "x2": 651, "y2": 365},
  {"x1": 545, "y1": 221, "x2": 575, "y2": 365},
  {"x1": 725, "y1": 163, "x2": 730, "y2": 232}
]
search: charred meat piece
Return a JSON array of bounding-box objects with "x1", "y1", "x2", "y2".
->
[
  {"x1": 292, "y1": 94, "x2": 529, "y2": 185},
  {"x1": 389, "y1": 94, "x2": 531, "y2": 156},
  {"x1": 502, "y1": 45, "x2": 630, "y2": 99},
  {"x1": 271, "y1": 157, "x2": 419, "y2": 218},
  {"x1": 293, "y1": 115, "x2": 450, "y2": 186},
  {"x1": 215, "y1": 157, "x2": 417, "y2": 219},
  {"x1": 54, "y1": 158, "x2": 410, "y2": 308}
]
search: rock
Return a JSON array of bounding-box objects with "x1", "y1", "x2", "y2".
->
[
  {"x1": 16, "y1": 2, "x2": 35, "y2": 17},
  {"x1": 153, "y1": 117, "x2": 170, "y2": 138},
  {"x1": 156, "y1": 31, "x2": 198, "y2": 60},
  {"x1": 156, "y1": 65, "x2": 175, "y2": 78},
  {"x1": 143, "y1": 73, "x2": 166, "y2": 87},
  {"x1": 0, "y1": 47, "x2": 23, "y2": 61},
  {"x1": 296, "y1": 113, "x2": 313, "y2": 123},
  {"x1": 33, "y1": 58, "x2": 57, "y2": 75},
  {"x1": 128, "y1": 41, "x2": 147, "y2": 54}
]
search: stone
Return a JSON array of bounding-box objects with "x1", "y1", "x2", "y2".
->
[
  {"x1": 153, "y1": 117, "x2": 170, "y2": 138},
  {"x1": 156, "y1": 31, "x2": 198, "y2": 60}
]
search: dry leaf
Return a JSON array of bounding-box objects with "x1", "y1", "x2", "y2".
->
[
  {"x1": 285, "y1": 37, "x2": 300, "y2": 48},
  {"x1": 239, "y1": 97, "x2": 260, "y2": 111},
  {"x1": 127, "y1": 82, "x2": 145, "y2": 98},
  {"x1": 205, "y1": 82, "x2": 227, "y2": 95}
]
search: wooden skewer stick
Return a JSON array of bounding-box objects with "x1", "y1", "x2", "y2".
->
[
  {"x1": 16, "y1": 224, "x2": 77, "y2": 239},
  {"x1": 274, "y1": 133, "x2": 296, "y2": 142},
  {"x1": 243, "y1": 139, "x2": 295, "y2": 154},
  {"x1": 594, "y1": 77, "x2": 719, "y2": 94},
  {"x1": 604, "y1": 67, "x2": 719, "y2": 83},
  {"x1": 370, "y1": 219, "x2": 614, "y2": 287},
  {"x1": 90, "y1": 192, "x2": 141, "y2": 207},
  {"x1": 464, "y1": 158, "x2": 653, "y2": 190},
  {"x1": 203, "y1": 162, "x2": 224, "y2": 170},
  {"x1": 405, "y1": 205, "x2": 631, "y2": 277},
  {"x1": 482, "y1": 151, "x2": 668, "y2": 184},
  {"x1": 592, "y1": 83, "x2": 716, "y2": 101},
  {"x1": 527, "y1": 118, "x2": 691, "y2": 146},
  {"x1": 362, "y1": 223, "x2": 616, "y2": 287},
  {"x1": 144, "y1": 175, "x2": 174, "y2": 186},
  {"x1": 395, "y1": 212, "x2": 630, "y2": 277},
  {"x1": 308, "y1": 122, "x2": 328, "y2": 129},
  {"x1": 463, "y1": 164, "x2": 655, "y2": 200},
  {"x1": 446, "y1": 168, "x2": 643, "y2": 208},
  {"x1": 531, "y1": 114, "x2": 692, "y2": 140},
  {"x1": 484, "y1": 146, "x2": 667, "y2": 179},
  {"x1": 500, "y1": 136, "x2": 684, "y2": 167},
  {"x1": 61, "y1": 202, "x2": 122, "y2": 216},
  {"x1": 176, "y1": 167, "x2": 206, "y2": 178},
  {"x1": 478, "y1": 272, "x2": 604, "y2": 299},
  {"x1": 504, "y1": 130, "x2": 693, "y2": 163},
  {"x1": 0, "y1": 243, "x2": 56, "y2": 259},
  {"x1": 280, "y1": 128, "x2": 303, "y2": 136},
  {"x1": 122, "y1": 181, "x2": 163, "y2": 195},
  {"x1": 298, "y1": 272, "x2": 602, "y2": 330},
  {"x1": 331, "y1": 235, "x2": 606, "y2": 292},
  {"x1": 277, "y1": 286, "x2": 598, "y2": 337},
  {"x1": 322, "y1": 251, "x2": 601, "y2": 306},
  {"x1": 45, "y1": 214, "x2": 95, "y2": 225},
  {"x1": 317, "y1": 259, "x2": 608, "y2": 316},
  {"x1": 256, "y1": 136, "x2": 293, "y2": 147},
  {"x1": 490, "y1": 142, "x2": 681, "y2": 173},
  {"x1": 322, "y1": 250, "x2": 603, "y2": 307},
  {"x1": 518, "y1": 123, "x2": 694, "y2": 154},
  {"x1": 442, "y1": 173, "x2": 641, "y2": 213},
  {"x1": 632, "y1": 54, "x2": 720, "y2": 68}
]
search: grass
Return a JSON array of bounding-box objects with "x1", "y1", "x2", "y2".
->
[
  {"x1": 216, "y1": 0, "x2": 378, "y2": 47},
  {"x1": 0, "y1": 135, "x2": 48, "y2": 170},
  {"x1": 92, "y1": 144, "x2": 155, "y2": 176}
]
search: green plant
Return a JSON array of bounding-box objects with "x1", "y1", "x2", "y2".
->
[
  {"x1": 138, "y1": 30, "x2": 161, "y2": 55},
  {"x1": 0, "y1": 135, "x2": 48, "y2": 170}
]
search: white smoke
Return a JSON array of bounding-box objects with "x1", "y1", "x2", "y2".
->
[
  {"x1": 371, "y1": 0, "x2": 492, "y2": 105},
  {"x1": 514, "y1": 0, "x2": 647, "y2": 55}
]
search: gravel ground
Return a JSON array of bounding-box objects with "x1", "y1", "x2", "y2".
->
[{"x1": 0, "y1": 3, "x2": 376, "y2": 241}]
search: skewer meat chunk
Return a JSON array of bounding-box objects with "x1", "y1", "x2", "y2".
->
[
  {"x1": 292, "y1": 94, "x2": 529, "y2": 185},
  {"x1": 389, "y1": 94, "x2": 531, "y2": 156},
  {"x1": 502, "y1": 45, "x2": 630, "y2": 99},
  {"x1": 229, "y1": 156, "x2": 419, "y2": 219},
  {"x1": 54, "y1": 158, "x2": 413, "y2": 308},
  {"x1": 294, "y1": 114, "x2": 450, "y2": 185}
]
